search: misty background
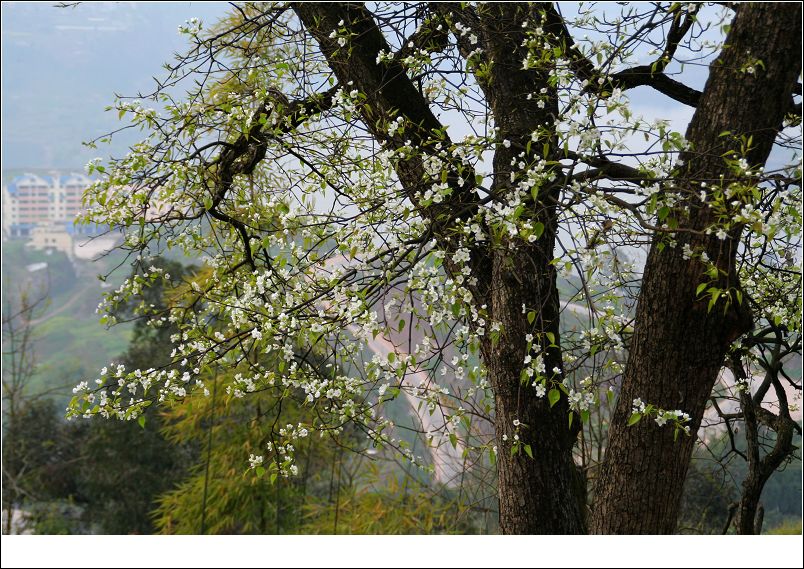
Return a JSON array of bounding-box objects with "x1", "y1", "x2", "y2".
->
[{"x1": 2, "y1": 2, "x2": 228, "y2": 170}]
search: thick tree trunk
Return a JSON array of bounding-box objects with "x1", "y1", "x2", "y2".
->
[
  {"x1": 296, "y1": 2, "x2": 586, "y2": 533},
  {"x1": 591, "y1": 3, "x2": 802, "y2": 534},
  {"x1": 483, "y1": 245, "x2": 586, "y2": 534},
  {"x1": 462, "y1": 2, "x2": 586, "y2": 533}
]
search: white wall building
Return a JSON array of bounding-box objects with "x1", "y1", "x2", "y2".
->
[{"x1": 2, "y1": 172, "x2": 100, "y2": 238}]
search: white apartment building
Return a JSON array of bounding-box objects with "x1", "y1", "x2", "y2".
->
[{"x1": 2, "y1": 172, "x2": 98, "y2": 238}]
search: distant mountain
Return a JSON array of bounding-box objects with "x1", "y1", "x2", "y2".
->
[{"x1": 1, "y1": 2, "x2": 228, "y2": 170}]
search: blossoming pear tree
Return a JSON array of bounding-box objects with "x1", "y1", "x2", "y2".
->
[{"x1": 70, "y1": 2, "x2": 801, "y2": 534}]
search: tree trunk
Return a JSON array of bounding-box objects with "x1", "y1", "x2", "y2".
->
[
  {"x1": 483, "y1": 245, "x2": 586, "y2": 533},
  {"x1": 295, "y1": 2, "x2": 587, "y2": 533},
  {"x1": 591, "y1": 2, "x2": 802, "y2": 534},
  {"x1": 449, "y1": 2, "x2": 586, "y2": 533},
  {"x1": 735, "y1": 374, "x2": 798, "y2": 535}
]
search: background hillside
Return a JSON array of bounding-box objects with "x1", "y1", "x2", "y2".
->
[{"x1": 1, "y1": 239, "x2": 132, "y2": 404}]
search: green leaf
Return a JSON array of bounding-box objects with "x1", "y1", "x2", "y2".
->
[
  {"x1": 548, "y1": 388, "x2": 561, "y2": 408},
  {"x1": 523, "y1": 444, "x2": 534, "y2": 459},
  {"x1": 580, "y1": 410, "x2": 590, "y2": 424},
  {"x1": 527, "y1": 310, "x2": 536, "y2": 325},
  {"x1": 489, "y1": 447, "x2": 497, "y2": 466},
  {"x1": 533, "y1": 222, "x2": 545, "y2": 239},
  {"x1": 568, "y1": 412, "x2": 574, "y2": 429},
  {"x1": 696, "y1": 282, "x2": 708, "y2": 297},
  {"x1": 627, "y1": 412, "x2": 642, "y2": 426},
  {"x1": 137, "y1": 415, "x2": 146, "y2": 429},
  {"x1": 398, "y1": 319, "x2": 406, "y2": 332},
  {"x1": 255, "y1": 466, "x2": 266, "y2": 478},
  {"x1": 449, "y1": 433, "x2": 458, "y2": 449}
]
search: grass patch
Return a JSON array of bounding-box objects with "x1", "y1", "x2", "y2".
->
[{"x1": 766, "y1": 518, "x2": 802, "y2": 535}]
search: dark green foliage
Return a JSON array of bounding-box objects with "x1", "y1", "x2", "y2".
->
[
  {"x1": 678, "y1": 457, "x2": 736, "y2": 534},
  {"x1": 71, "y1": 257, "x2": 197, "y2": 533},
  {"x1": 2, "y1": 399, "x2": 84, "y2": 509},
  {"x1": 2, "y1": 257, "x2": 197, "y2": 534},
  {"x1": 71, "y1": 409, "x2": 194, "y2": 534},
  {"x1": 114, "y1": 257, "x2": 196, "y2": 370},
  {"x1": 2, "y1": 398, "x2": 193, "y2": 534}
]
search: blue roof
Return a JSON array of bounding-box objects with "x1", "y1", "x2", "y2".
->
[
  {"x1": 6, "y1": 173, "x2": 93, "y2": 195},
  {"x1": 7, "y1": 174, "x2": 50, "y2": 196},
  {"x1": 60, "y1": 173, "x2": 91, "y2": 186}
]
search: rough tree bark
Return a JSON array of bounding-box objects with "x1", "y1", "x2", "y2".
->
[
  {"x1": 591, "y1": 2, "x2": 802, "y2": 534},
  {"x1": 294, "y1": 2, "x2": 586, "y2": 533},
  {"x1": 468, "y1": 3, "x2": 586, "y2": 535}
]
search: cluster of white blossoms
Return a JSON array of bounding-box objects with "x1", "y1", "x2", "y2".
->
[
  {"x1": 327, "y1": 19, "x2": 350, "y2": 48},
  {"x1": 654, "y1": 409, "x2": 691, "y2": 428},
  {"x1": 521, "y1": 331, "x2": 548, "y2": 389},
  {"x1": 631, "y1": 398, "x2": 692, "y2": 436},
  {"x1": 67, "y1": 5, "x2": 799, "y2": 482},
  {"x1": 177, "y1": 17, "x2": 202, "y2": 36},
  {"x1": 567, "y1": 376, "x2": 597, "y2": 413}
]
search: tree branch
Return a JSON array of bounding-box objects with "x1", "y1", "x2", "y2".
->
[{"x1": 291, "y1": 1, "x2": 492, "y2": 296}]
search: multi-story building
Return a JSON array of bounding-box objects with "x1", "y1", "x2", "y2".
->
[
  {"x1": 29, "y1": 223, "x2": 75, "y2": 257},
  {"x1": 2, "y1": 172, "x2": 98, "y2": 238}
]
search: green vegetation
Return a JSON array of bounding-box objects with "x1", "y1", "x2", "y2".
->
[
  {"x1": 3, "y1": 250, "x2": 799, "y2": 535},
  {"x1": 3, "y1": 256, "x2": 492, "y2": 534},
  {"x1": 767, "y1": 519, "x2": 803, "y2": 535},
  {"x1": 1, "y1": 239, "x2": 132, "y2": 402}
]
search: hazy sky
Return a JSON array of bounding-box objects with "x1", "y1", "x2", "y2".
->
[
  {"x1": 3, "y1": 2, "x2": 767, "y2": 176},
  {"x1": 1, "y1": 1, "x2": 229, "y2": 170},
  {"x1": 0, "y1": 1, "x2": 708, "y2": 174}
]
